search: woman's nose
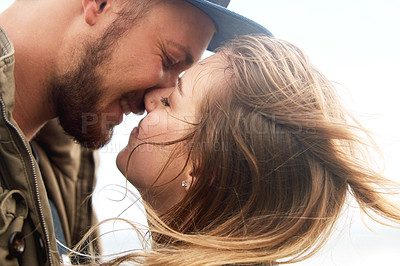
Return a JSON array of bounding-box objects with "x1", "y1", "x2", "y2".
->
[
  {"x1": 144, "y1": 69, "x2": 180, "y2": 112},
  {"x1": 144, "y1": 87, "x2": 174, "y2": 113}
]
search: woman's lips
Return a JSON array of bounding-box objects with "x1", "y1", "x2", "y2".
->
[
  {"x1": 131, "y1": 127, "x2": 139, "y2": 138},
  {"x1": 130, "y1": 118, "x2": 143, "y2": 139}
]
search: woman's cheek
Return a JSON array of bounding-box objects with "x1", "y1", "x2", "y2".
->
[
  {"x1": 140, "y1": 114, "x2": 174, "y2": 142},
  {"x1": 125, "y1": 144, "x2": 169, "y2": 189},
  {"x1": 139, "y1": 113, "x2": 161, "y2": 137}
]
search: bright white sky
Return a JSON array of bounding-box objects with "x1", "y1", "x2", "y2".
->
[{"x1": 1, "y1": 1, "x2": 399, "y2": 265}]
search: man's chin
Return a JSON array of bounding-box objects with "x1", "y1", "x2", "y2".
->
[
  {"x1": 67, "y1": 127, "x2": 114, "y2": 150},
  {"x1": 79, "y1": 138, "x2": 111, "y2": 150},
  {"x1": 58, "y1": 108, "x2": 116, "y2": 149},
  {"x1": 84, "y1": 129, "x2": 114, "y2": 149}
]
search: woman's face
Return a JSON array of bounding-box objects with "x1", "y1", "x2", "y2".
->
[{"x1": 116, "y1": 54, "x2": 222, "y2": 213}]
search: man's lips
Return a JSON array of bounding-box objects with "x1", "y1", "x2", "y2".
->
[
  {"x1": 120, "y1": 98, "x2": 132, "y2": 115},
  {"x1": 120, "y1": 91, "x2": 145, "y2": 115}
]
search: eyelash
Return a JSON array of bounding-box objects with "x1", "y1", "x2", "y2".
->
[
  {"x1": 163, "y1": 55, "x2": 175, "y2": 69},
  {"x1": 160, "y1": 97, "x2": 170, "y2": 107}
]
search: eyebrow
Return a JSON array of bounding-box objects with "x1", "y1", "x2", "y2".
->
[{"x1": 167, "y1": 41, "x2": 194, "y2": 66}]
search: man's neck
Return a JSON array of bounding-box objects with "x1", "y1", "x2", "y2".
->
[
  {"x1": 12, "y1": 82, "x2": 51, "y2": 140},
  {"x1": 0, "y1": 0, "x2": 76, "y2": 140}
]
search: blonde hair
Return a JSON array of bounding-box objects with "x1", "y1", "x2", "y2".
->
[{"x1": 80, "y1": 35, "x2": 400, "y2": 265}]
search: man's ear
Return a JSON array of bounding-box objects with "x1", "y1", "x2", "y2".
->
[{"x1": 82, "y1": 0, "x2": 112, "y2": 26}]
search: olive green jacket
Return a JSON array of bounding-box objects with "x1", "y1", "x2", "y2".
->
[{"x1": 0, "y1": 27, "x2": 100, "y2": 265}]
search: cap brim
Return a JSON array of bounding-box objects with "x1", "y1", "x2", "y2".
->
[{"x1": 185, "y1": 0, "x2": 273, "y2": 51}]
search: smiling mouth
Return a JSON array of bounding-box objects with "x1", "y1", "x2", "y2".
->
[{"x1": 120, "y1": 91, "x2": 145, "y2": 115}]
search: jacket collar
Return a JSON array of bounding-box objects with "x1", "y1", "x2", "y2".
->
[
  {"x1": 0, "y1": 26, "x2": 16, "y2": 115},
  {"x1": 0, "y1": 26, "x2": 14, "y2": 66}
]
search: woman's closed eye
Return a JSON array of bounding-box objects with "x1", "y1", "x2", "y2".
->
[{"x1": 160, "y1": 97, "x2": 170, "y2": 107}]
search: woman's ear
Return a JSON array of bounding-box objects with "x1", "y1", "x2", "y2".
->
[
  {"x1": 82, "y1": 0, "x2": 112, "y2": 26},
  {"x1": 182, "y1": 172, "x2": 196, "y2": 192}
]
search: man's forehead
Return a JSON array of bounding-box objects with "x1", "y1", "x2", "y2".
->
[
  {"x1": 181, "y1": 0, "x2": 272, "y2": 51},
  {"x1": 152, "y1": 1, "x2": 215, "y2": 63}
]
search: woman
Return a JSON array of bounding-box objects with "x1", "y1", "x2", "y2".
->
[{"x1": 104, "y1": 35, "x2": 399, "y2": 265}]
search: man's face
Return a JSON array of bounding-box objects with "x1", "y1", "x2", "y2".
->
[{"x1": 51, "y1": 0, "x2": 215, "y2": 149}]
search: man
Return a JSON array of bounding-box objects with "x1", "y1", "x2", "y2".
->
[{"x1": 0, "y1": 0, "x2": 271, "y2": 264}]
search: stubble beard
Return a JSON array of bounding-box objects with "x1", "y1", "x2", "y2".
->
[
  {"x1": 50, "y1": 25, "x2": 126, "y2": 149},
  {"x1": 49, "y1": 8, "x2": 147, "y2": 149},
  {"x1": 49, "y1": 46, "x2": 113, "y2": 149}
]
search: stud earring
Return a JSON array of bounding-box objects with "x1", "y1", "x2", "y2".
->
[{"x1": 182, "y1": 180, "x2": 188, "y2": 187}]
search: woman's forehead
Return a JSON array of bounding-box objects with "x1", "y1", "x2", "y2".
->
[
  {"x1": 188, "y1": 53, "x2": 225, "y2": 83},
  {"x1": 185, "y1": 54, "x2": 224, "y2": 98}
]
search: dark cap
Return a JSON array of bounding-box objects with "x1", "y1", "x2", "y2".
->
[{"x1": 184, "y1": 0, "x2": 273, "y2": 51}]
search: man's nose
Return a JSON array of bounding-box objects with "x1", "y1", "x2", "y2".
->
[{"x1": 158, "y1": 70, "x2": 180, "y2": 89}]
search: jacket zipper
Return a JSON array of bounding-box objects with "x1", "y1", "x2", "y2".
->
[{"x1": 0, "y1": 99, "x2": 53, "y2": 266}]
